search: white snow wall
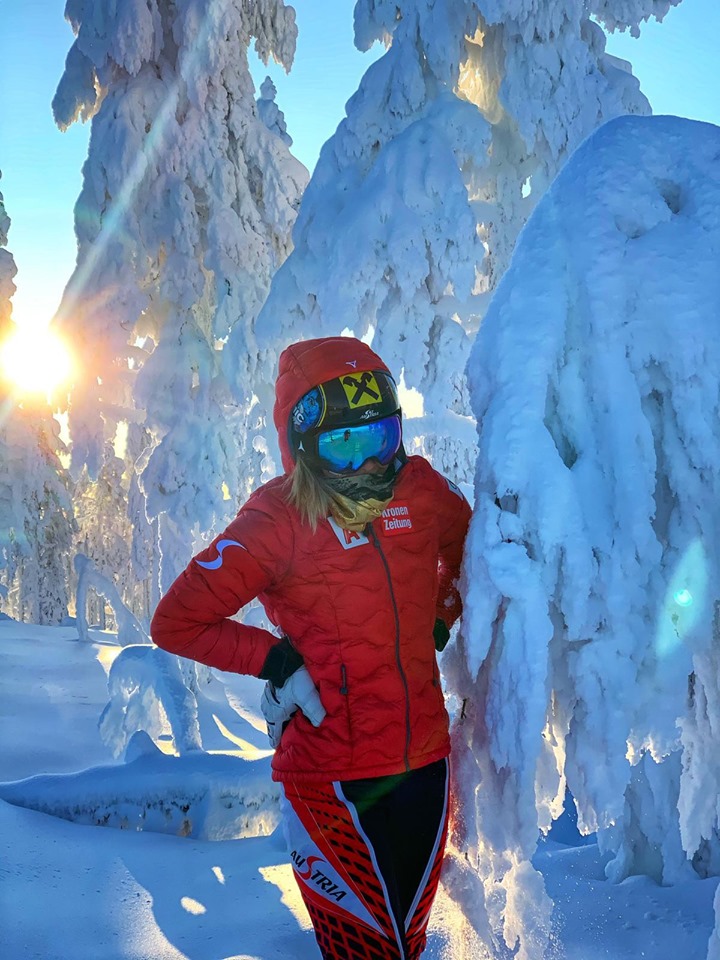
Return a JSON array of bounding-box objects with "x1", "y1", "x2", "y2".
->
[{"x1": 443, "y1": 115, "x2": 720, "y2": 959}]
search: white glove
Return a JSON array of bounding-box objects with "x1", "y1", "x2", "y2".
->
[{"x1": 261, "y1": 666, "x2": 326, "y2": 748}]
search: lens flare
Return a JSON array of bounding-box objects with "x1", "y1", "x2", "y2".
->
[
  {"x1": 0, "y1": 326, "x2": 74, "y2": 399},
  {"x1": 656, "y1": 540, "x2": 708, "y2": 658},
  {"x1": 673, "y1": 589, "x2": 693, "y2": 608}
]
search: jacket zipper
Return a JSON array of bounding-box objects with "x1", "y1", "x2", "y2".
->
[{"x1": 367, "y1": 523, "x2": 411, "y2": 773}]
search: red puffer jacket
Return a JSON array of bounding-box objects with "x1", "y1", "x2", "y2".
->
[{"x1": 151, "y1": 338, "x2": 471, "y2": 782}]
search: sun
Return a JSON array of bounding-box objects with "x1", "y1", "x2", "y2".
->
[{"x1": 0, "y1": 325, "x2": 74, "y2": 399}]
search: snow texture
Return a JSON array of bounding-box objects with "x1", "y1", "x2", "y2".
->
[{"x1": 446, "y1": 114, "x2": 720, "y2": 959}]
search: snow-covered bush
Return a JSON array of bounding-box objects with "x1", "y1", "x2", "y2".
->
[
  {"x1": 74, "y1": 553, "x2": 149, "y2": 646},
  {"x1": 446, "y1": 114, "x2": 720, "y2": 959},
  {"x1": 99, "y1": 643, "x2": 204, "y2": 757}
]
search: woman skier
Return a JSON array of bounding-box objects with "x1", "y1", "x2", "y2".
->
[{"x1": 151, "y1": 336, "x2": 471, "y2": 960}]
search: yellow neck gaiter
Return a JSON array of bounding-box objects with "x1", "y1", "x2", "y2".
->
[{"x1": 329, "y1": 493, "x2": 393, "y2": 532}]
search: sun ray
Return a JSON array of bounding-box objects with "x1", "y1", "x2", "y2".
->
[{"x1": 56, "y1": 12, "x2": 217, "y2": 331}]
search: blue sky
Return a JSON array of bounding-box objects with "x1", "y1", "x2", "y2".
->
[{"x1": 0, "y1": 0, "x2": 718, "y2": 329}]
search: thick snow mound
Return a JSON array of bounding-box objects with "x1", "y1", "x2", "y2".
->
[
  {"x1": 0, "y1": 745, "x2": 279, "y2": 842},
  {"x1": 445, "y1": 114, "x2": 720, "y2": 958}
]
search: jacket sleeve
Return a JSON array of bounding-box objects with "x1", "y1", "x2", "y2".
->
[
  {"x1": 150, "y1": 492, "x2": 293, "y2": 677},
  {"x1": 433, "y1": 471, "x2": 472, "y2": 628}
]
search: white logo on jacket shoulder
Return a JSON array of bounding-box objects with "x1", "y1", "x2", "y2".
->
[
  {"x1": 327, "y1": 517, "x2": 369, "y2": 549},
  {"x1": 444, "y1": 476, "x2": 466, "y2": 500},
  {"x1": 196, "y1": 538, "x2": 247, "y2": 570}
]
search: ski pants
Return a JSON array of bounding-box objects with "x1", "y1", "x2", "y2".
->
[{"x1": 281, "y1": 757, "x2": 449, "y2": 960}]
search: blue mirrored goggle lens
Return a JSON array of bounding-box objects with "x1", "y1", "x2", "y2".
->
[{"x1": 316, "y1": 416, "x2": 402, "y2": 473}]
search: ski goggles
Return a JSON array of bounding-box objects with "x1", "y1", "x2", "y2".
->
[{"x1": 315, "y1": 415, "x2": 402, "y2": 474}]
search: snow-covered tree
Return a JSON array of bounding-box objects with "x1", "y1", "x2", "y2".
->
[
  {"x1": 0, "y1": 176, "x2": 75, "y2": 625},
  {"x1": 445, "y1": 114, "x2": 720, "y2": 959},
  {"x1": 72, "y1": 445, "x2": 141, "y2": 627},
  {"x1": 0, "y1": 409, "x2": 76, "y2": 625},
  {"x1": 125, "y1": 422, "x2": 161, "y2": 620},
  {"x1": 0, "y1": 174, "x2": 15, "y2": 337},
  {"x1": 53, "y1": 0, "x2": 308, "y2": 592},
  {"x1": 258, "y1": 0, "x2": 673, "y2": 484},
  {"x1": 0, "y1": 171, "x2": 20, "y2": 601}
]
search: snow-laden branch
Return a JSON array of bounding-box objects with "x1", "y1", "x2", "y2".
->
[
  {"x1": 591, "y1": 0, "x2": 683, "y2": 37},
  {"x1": 74, "y1": 553, "x2": 149, "y2": 646},
  {"x1": 99, "y1": 642, "x2": 204, "y2": 756}
]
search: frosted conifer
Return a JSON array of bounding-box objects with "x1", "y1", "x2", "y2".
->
[
  {"x1": 53, "y1": 0, "x2": 308, "y2": 591},
  {"x1": 0, "y1": 173, "x2": 20, "y2": 601},
  {"x1": 0, "y1": 176, "x2": 15, "y2": 338},
  {"x1": 258, "y1": 0, "x2": 677, "y2": 485},
  {"x1": 0, "y1": 178, "x2": 75, "y2": 624}
]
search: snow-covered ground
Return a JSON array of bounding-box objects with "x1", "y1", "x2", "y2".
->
[{"x1": 1, "y1": 619, "x2": 717, "y2": 959}]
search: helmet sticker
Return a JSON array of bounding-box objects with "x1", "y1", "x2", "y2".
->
[
  {"x1": 292, "y1": 386, "x2": 326, "y2": 434},
  {"x1": 340, "y1": 371, "x2": 382, "y2": 409}
]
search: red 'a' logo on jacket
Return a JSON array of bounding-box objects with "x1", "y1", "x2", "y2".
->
[{"x1": 327, "y1": 517, "x2": 369, "y2": 549}]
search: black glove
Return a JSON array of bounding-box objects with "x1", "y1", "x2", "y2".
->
[
  {"x1": 259, "y1": 636, "x2": 304, "y2": 688},
  {"x1": 433, "y1": 618, "x2": 450, "y2": 652}
]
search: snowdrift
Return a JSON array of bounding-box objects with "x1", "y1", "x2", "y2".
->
[{"x1": 0, "y1": 741, "x2": 280, "y2": 841}]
